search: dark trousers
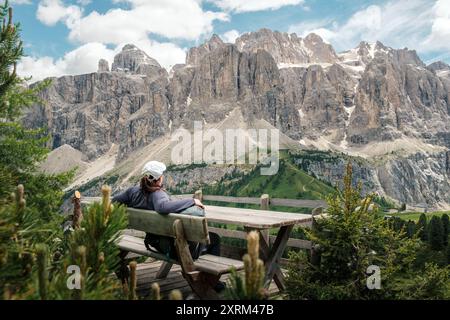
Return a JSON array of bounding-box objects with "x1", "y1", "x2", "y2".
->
[{"x1": 190, "y1": 232, "x2": 221, "y2": 259}]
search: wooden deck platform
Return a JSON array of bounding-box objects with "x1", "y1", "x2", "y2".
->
[{"x1": 135, "y1": 259, "x2": 283, "y2": 300}]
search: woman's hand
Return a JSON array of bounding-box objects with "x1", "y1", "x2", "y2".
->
[{"x1": 194, "y1": 198, "x2": 205, "y2": 209}]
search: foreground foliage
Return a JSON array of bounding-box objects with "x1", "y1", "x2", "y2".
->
[
  {"x1": 286, "y1": 163, "x2": 450, "y2": 300},
  {"x1": 226, "y1": 231, "x2": 268, "y2": 300}
]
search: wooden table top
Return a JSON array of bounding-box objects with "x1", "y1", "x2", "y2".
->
[
  {"x1": 204, "y1": 205, "x2": 313, "y2": 229},
  {"x1": 81, "y1": 197, "x2": 313, "y2": 229}
]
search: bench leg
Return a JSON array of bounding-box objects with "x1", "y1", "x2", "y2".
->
[
  {"x1": 117, "y1": 250, "x2": 130, "y2": 295},
  {"x1": 155, "y1": 262, "x2": 173, "y2": 279},
  {"x1": 184, "y1": 272, "x2": 220, "y2": 300}
]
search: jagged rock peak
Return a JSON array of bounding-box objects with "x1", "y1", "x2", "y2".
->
[
  {"x1": 427, "y1": 61, "x2": 450, "y2": 78},
  {"x1": 428, "y1": 61, "x2": 450, "y2": 72},
  {"x1": 186, "y1": 34, "x2": 225, "y2": 66},
  {"x1": 339, "y1": 40, "x2": 425, "y2": 70},
  {"x1": 98, "y1": 59, "x2": 110, "y2": 72},
  {"x1": 354, "y1": 41, "x2": 391, "y2": 63},
  {"x1": 235, "y1": 28, "x2": 338, "y2": 65},
  {"x1": 111, "y1": 44, "x2": 161, "y2": 73}
]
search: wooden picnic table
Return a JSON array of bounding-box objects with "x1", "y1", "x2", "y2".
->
[
  {"x1": 81, "y1": 197, "x2": 314, "y2": 291},
  {"x1": 204, "y1": 205, "x2": 312, "y2": 290}
]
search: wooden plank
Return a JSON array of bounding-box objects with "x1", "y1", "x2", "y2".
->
[
  {"x1": 209, "y1": 227, "x2": 312, "y2": 249},
  {"x1": 127, "y1": 208, "x2": 210, "y2": 244},
  {"x1": 207, "y1": 213, "x2": 291, "y2": 229},
  {"x1": 83, "y1": 195, "x2": 326, "y2": 209},
  {"x1": 269, "y1": 198, "x2": 328, "y2": 208},
  {"x1": 82, "y1": 197, "x2": 315, "y2": 228},
  {"x1": 207, "y1": 205, "x2": 313, "y2": 222},
  {"x1": 122, "y1": 229, "x2": 145, "y2": 238},
  {"x1": 117, "y1": 235, "x2": 178, "y2": 263},
  {"x1": 205, "y1": 205, "x2": 313, "y2": 228},
  {"x1": 203, "y1": 195, "x2": 261, "y2": 205},
  {"x1": 194, "y1": 259, "x2": 243, "y2": 275},
  {"x1": 277, "y1": 237, "x2": 312, "y2": 250},
  {"x1": 202, "y1": 195, "x2": 327, "y2": 209},
  {"x1": 197, "y1": 254, "x2": 244, "y2": 269},
  {"x1": 137, "y1": 267, "x2": 183, "y2": 282},
  {"x1": 208, "y1": 227, "x2": 248, "y2": 240}
]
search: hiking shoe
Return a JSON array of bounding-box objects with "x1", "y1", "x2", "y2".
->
[{"x1": 214, "y1": 281, "x2": 226, "y2": 293}]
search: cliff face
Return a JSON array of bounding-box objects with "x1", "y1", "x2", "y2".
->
[
  {"x1": 27, "y1": 50, "x2": 171, "y2": 160},
  {"x1": 26, "y1": 29, "x2": 450, "y2": 208},
  {"x1": 294, "y1": 151, "x2": 450, "y2": 209}
]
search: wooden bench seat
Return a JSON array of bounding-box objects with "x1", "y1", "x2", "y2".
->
[
  {"x1": 113, "y1": 207, "x2": 244, "y2": 299},
  {"x1": 117, "y1": 234, "x2": 244, "y2": 275}
]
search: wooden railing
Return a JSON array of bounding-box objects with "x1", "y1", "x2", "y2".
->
[
  {"x1": 173, "y1": 191, "x2": 328, "y2": 210},
  {"x1": 83, "y1": 191, "x2": 325, "y2": 253}
]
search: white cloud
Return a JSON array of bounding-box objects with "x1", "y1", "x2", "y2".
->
[
  {"x1": 36, "y1": 0, "x2": 82, "y2": 28},
  {"x1": 18, "y1": 41, "x2": 186, "y2": 82},
  {"x1": 18, "y1": 42, "x2": 116, "y2": 82},
  {"x1": 424, "y1": 0, "x2": 450, "y2": 51},
  {"x1": 289, "y1": 0, "x2": 434, "y2": 53},
  {"x1": 208, "y1": 0, "x2": 304, "y2": 13},
  {"x1": 28, "y1": 0, "x2": 214, "y2": 80},
  {"x1": 68, "y1": 0, "x2": 228, "y2": 44},
  {"x1": 221, "y1": 29, "x2": 240, "y2": 43}
]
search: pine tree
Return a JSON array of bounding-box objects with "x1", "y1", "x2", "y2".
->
[
  {"x1": 417, "y1": 213, "x2": 428, "y2": 242},
  {"x1": 428, "y1": 216, "x2": 444, "y2": 251},
  {"x1": 286, "y1": 162, "x2": 425, "y2": 300},
  {"x1": 406, "y1": 220, "x2": 416, "y2": 238},
  {"x1": 447, "y1": 244, "x2": 450, "y2": 265},
  {"x1": 441, "y1": 214, "x2": 449, "y2": 246},
  {"x1": 0, "y1": 1, "x2": 71, "y2": 299},
  {"x1": 0, "y1": 0, "x2": 70, "y2": 206}
]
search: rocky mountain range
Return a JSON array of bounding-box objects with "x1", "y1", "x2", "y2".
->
[{"x1": 26, "y1": 29, "x2": 450, "y2": 209}]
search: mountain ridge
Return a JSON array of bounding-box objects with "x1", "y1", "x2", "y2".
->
[{"x1": 26, "y1": 28, "x2": 450, "y2": 209}]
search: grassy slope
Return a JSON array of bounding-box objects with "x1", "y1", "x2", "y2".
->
[
  {"x1": 203, "y1": 152, "x2": 336, "y2": 214},
  {"x1": 233, "y1": 158, "x2": 335, "y2": 200}
]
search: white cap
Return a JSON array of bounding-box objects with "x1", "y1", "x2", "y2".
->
[{"x1": 141, "y1": 161, "x2": 166, "y2": 180}]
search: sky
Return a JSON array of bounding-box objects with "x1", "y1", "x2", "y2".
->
[{"x1": 11, "y1": 0, "x2": 450, "y2": 82}]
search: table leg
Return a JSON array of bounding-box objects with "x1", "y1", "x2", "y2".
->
[
  {"x1": 263, "y1": 225, "x2": 293, "y2": 290},
  {"x1": 244, "y1": 227, "x2": 286, "y2": 291},
  {"x1": 257, "y1": 230, "x2": 286, "y2": 290}
]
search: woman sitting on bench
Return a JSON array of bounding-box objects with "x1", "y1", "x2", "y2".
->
[{"x1": 112, "y1": 160, "x2": 221, "y2": 259}]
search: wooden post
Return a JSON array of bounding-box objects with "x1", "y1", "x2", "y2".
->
[
  {"x1": 310, "y1": 207, "x2": 323, "y2": 267},
  {"x1": 194, "y1": 190, "x2": 203, "y2": 201},
  {"x1": 72, "y1": 191, "x2": 83, "y2": 229},
  {"x1": 259, "y1": 194, "x2": 270, "y2": 255},
  {"x1": 129, "y1": 261, "x2": 137, "y2": 300},
  {"x1": 260, "y1": 194, "x2": 270, "y2": 210}
]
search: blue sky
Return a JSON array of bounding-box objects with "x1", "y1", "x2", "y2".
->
[{"x1": 12, "y1": 0, "x2": 450, "y2": 81}]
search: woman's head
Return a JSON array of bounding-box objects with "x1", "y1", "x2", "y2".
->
[{"x1": 140, "y1": 161, "x2": 166, "y2": 194}]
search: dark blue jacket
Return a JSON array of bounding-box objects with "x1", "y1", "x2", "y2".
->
[{"x1": 112, "y1": 186, "x2": 195, "y2": 214}]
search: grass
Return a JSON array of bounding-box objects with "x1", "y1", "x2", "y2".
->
[{"x1": 203, "y1": 151, "x2": 336, "y2": 209}]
